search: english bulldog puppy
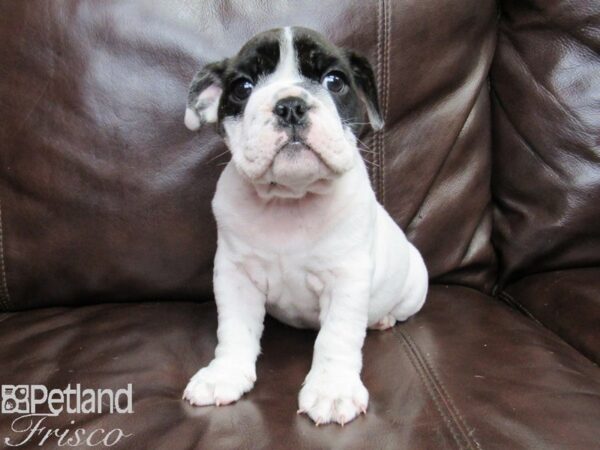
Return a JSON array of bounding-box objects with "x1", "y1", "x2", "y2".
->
[{"x1": 183, "y1": 26, "x2": 428, "y2": 426}]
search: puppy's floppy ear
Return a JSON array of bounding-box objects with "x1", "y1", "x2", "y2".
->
[
  {"x1": 346, "y1": 51, "x2": 384, "y2": 131},
  {"x1": 184, "y1": 59, "x2": 228, "y2": 131}
]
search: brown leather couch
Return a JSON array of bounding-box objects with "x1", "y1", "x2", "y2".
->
[{"x1": 0, "y1": 1, "x2": 598, "y2": 449}]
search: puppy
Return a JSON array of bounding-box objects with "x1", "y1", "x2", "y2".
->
[{"x1": 183, "y1": 26, "x2": 428, "y2": 426}]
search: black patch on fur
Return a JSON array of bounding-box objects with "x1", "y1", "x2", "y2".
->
[
  {"x1": 187, "y1": 27, "x2": 381, "y2": 134},
  {"x1": 293, "y1": 27, "x2": 380, "y2": 134},
  {"x1": 187, "y1": 60, "x2": 228, "y2": 109},
  {"x1": 218, "y1": 30, "x2": 280, "y2": 124},
  {"x1": 345, "y1": 51, "x2": 382, "y2": 129}
]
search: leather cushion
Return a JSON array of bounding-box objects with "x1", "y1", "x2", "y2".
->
[
  {"x1": 1, "y1": 285, "x2": 598, "y2": 449},
  {"x1": 503, "y1": 268, "x2": 600, "y2": 364},
  {"x1": 491, "y1": 0, "x2": 600, "y2": 285}
]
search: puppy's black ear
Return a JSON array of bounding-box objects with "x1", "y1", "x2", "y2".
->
[
  {"x1": 184, "y1": 59, "x2": 228, "y2": 131},
  {"x1": 346, "y1": 51, "x2": 383, "y2": 131}
]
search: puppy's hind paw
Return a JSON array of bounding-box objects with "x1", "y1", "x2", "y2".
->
[{"x1": 369, "y1": 314, "x2": 397, "y2": 331}]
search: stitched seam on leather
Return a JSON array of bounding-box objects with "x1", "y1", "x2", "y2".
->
[
  {"x1": 371, "y1": 0, "x2": 383, "y2": 199},
  {"x1": 396, "y1": 329, "x2": 468, "y2": 450},
  {"x1": 378, "y1": 0, "x2": 384, "y2": 199},
  {"x1": 379, "y1": 0, "x2": 390, "y2": 206},
  {"x1": 365, "y1": 0, "x2": 382, "y2": 187},
  {"x1": 405, "y1": 332, "x2": 483, "y2": 450},
  {"x1": 0, "y1": 199, "x2": 11, "y2": 311}
]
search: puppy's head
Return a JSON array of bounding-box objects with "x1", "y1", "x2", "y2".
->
[{"x1": 185, "y1": 27, "x2": 382, "y2": 199}]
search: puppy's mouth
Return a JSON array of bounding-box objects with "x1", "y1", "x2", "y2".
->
[
  {"x1": 273, "y1": 138, "x2": 336, "y2": 174},
  {"x1": 244, "y1": 137, "x2": 333, "y2": 192},
  {"x1": 277, "y1": 140, "x2": 309, "y2": 156}
]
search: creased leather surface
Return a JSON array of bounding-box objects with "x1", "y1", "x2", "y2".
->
[
  {"x1": 491, "y1": 0, "x2": 600, "y2": 286},
  {"x1": 504, "y1": 268, "x2": 600, "y2": 364},
  {"x1": 0, "y1": 286, "x2": 598, "y2": 450},
  {"x1": 382, "y1": 2, "x2": 498, "y2": 292},
  {"x1": 0, "y1": 0, "x2": 497, "y2": 310}
]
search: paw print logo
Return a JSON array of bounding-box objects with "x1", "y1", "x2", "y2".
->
[{"x1": 1, "y1": 385, "x2": 30, "y2": 414}]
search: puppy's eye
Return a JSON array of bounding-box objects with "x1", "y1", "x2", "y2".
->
[
  {"x1": 321, "y1": 72, "x2": 347, "y2": 93},
  {"x1": 231, "y1": 78, "x2": 254, "y2": 101}
]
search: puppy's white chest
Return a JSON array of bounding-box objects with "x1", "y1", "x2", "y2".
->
[{"x1": 245, "y1": 257, "x2": 325, "y2": 329}]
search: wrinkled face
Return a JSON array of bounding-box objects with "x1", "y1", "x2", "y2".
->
[{"x1": 185, "y1": 27, "x2": 382, "y2": 199}]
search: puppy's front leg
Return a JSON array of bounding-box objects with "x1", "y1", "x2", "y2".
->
[
  {"x1": 184, "y1": 248, "x2": 265, "y2": 407},
  {"x1": 299, "y1": 267, "x2": 370, "y2": 426}
]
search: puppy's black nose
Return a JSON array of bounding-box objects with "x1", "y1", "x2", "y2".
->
[{"x1": 274, "y1": 97, "x2": 309, "y2": 126}]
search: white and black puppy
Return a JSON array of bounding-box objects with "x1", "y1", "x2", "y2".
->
[{"x1": 183, "y1": 26, "x2": 428, "y2": 426}]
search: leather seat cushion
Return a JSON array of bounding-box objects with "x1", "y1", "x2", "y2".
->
[
  {"x1": 1, "y1": 285, "x2": 598, "y2": 449},
  {"x1": 503, "y1": 268, "x2": 600, "y2": 365}
]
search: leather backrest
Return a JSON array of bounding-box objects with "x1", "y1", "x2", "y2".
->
[
  {"x1": 491, "y1": 0, "x2": 600, "y2": 286},
  {"x1": 0, "y1": 0, "x2": 497, "y2": 310}
]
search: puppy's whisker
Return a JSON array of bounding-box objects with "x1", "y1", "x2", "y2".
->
[
  {"x1": 362, "y1": 158, "x2": 380, "y2": 169},
  {"x1": 206, "y1": 150, "x2": 231, "y2": 163},
  {"x1": 343, "y1": 121, "x2": 370, "y2": 126},
  {"x1": 355, "y1": 137, "x2": 375, "y2": 153}
]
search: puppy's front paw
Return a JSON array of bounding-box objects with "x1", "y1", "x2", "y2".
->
[
  {"x1": 183, "y1": 359, "x2": 256, "y2": 407},
  {"x1": 298, "y1": 368, "x2": 369, "y2": 426}
]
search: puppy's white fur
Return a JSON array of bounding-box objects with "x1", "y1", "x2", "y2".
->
[{"x1": 183, "y1": 27, "x2": 428, "y2": 426}]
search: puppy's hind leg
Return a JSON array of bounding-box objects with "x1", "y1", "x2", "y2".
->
[{"x1": 392, "y1": 244, "x2": 428, "y2": 322}]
